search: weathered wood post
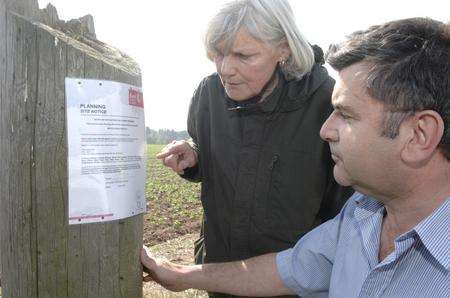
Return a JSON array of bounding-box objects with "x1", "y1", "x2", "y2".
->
[{"x1": 0, "y1": 0, "x2": 143, "y2": 297}]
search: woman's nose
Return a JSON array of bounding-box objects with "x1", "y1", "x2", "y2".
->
[{"x1": 219, "y1": 56, "x2": 236, "y2": 76}]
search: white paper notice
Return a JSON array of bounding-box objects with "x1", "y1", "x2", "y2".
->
[{"x1": 66, "y1": 78, "x2": 146, "y2": 224}]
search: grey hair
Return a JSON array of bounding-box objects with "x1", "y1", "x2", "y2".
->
[{"x1": 205, "y1": 0, "x2": 315, "y2": 80}]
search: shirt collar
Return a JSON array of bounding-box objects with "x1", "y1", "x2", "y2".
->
[
  {"x1": 354, "y1": 193, "x2": 450, "y2": 270},
  {"x1": 353, "y1": 193, "x2": 384, "y2": 221},
  {"x1": 413, "y1": 197, "x2": 450, "y2": 270}
]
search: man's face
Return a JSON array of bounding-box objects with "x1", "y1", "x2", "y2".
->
[
  {"x1": 214, "y1": 28, "x2": 281, "y2": 101},
  {"x1": 320, "y1": 63, "x2": 402, "y2": 194}
]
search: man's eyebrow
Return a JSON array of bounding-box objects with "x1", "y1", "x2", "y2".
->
[
  {"x1": 333, "y1": 104, "x2": 354, "y2": 113},
  {"x1": 333, "y1": 103, "x2": 360, "y2": 118}
]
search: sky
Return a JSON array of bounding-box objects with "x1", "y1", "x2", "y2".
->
[{"x1": 37, "y1": 0, "x2": 448, "y2": 131}]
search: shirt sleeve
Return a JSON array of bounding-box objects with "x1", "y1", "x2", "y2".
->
[{"x1": 276, "y1": 202, "x2": 349, "y2": 296}]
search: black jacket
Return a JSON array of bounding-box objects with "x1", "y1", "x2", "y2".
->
[{"x1": 183, "y1": 64, "x2": 353, "y2": 263}]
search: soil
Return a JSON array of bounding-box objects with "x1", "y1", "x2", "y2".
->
[
  {"x1": 143, "y1": 233, "x2": 207, "y2": 298},
  {"x1": 143, "y1": 211, "x2": 202, "y2": 247}
]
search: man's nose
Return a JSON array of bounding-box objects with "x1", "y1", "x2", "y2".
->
[{"x1": 320, "y1": 114, "x2": 339, "y2": 142}]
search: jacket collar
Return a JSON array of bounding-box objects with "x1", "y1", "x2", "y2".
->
[
  {"x1": 225, "y1": 64, "x2": 331, "y2": 114},
  {"x1": 280, "y1": 64, "x2": 332, "y2": 112}
]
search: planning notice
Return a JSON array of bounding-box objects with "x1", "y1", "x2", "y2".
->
[{"x1": 66, "y1": 78, "x2": 146, "y2": 224}]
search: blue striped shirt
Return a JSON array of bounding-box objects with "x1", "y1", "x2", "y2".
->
[{"x1": 276, "y1": 193, "x2": 449, "y2": 297}]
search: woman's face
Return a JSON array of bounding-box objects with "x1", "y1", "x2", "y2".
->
[{"x1": 214, "y1": 28, "x2": 286, "y2": 101}]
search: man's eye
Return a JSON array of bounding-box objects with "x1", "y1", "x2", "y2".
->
[
  {"x1": 335, "y1": 110, "x2": 351, "y2": 120},
  {"x1": 340, "y1": 113, "x2": 351, "y2": 119}
]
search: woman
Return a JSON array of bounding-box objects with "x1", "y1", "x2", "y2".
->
[{"x1": 153, "y1": 0, "x2": 352, "y2": 296}]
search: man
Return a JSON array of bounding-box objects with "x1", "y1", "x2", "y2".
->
[{"x1": 142, "y1": 18, "x2": 450, "y2": 297}]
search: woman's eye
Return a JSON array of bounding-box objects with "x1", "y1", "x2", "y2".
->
[{"x1": 238, "y1": 53, "x2": 250, "y2": 60}]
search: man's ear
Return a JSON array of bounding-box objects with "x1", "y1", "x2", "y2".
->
[{"x1": 400, "y1": 110, "x2": 444, "y2": 165}]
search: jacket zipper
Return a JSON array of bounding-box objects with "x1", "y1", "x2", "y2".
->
[
  {"x1": 266, "y1": 154, "x2": 280, "y2": 222},
  {"x1": 268, "y1": 154, "x2": 279, "y2": 170}
]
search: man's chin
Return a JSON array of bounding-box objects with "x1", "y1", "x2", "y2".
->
[{"x1": 333, "y1": 167, "x2": 353, "y2": 187}]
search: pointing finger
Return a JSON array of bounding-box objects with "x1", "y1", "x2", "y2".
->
[
  {"x1": 164, "y1": 155, "x2": 179, "y2": 172},
  {"x1": 157, "y1": 141, "x2": 190, "y2": 159}
]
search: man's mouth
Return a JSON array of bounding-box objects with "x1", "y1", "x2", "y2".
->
[{"x1": 331, "y1": 153, "x2": 340, "y2": 163}]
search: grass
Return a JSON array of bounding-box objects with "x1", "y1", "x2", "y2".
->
[
  {"x1": 143, "y1": 144, "x2": 203, "y2": 246},
  {"x1": 143, "y1": 144, "x2": 206, "y2": 297}
]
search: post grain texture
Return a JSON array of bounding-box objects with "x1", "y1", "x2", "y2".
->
[{"x1": 0, "y1": 2, "x2": 143, "y2": 297}]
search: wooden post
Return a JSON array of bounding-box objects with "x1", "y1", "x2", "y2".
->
[{"x1": 0, "y1": 1, "x2": 143, "y2": 297}]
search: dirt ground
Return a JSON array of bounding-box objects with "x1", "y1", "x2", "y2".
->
[
  {"x1": 144, "y1": 233, "x2": 207, "y2": 298},
  {"x1": 144, "y1": 144, "x2": 203, "y2": 247}
]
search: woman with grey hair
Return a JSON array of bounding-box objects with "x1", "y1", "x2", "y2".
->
[{"x1": 149, "y1": 1, "x2": 352, "y2": 296}]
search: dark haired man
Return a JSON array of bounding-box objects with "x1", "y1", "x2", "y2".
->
[{"x1": 141, "y1": 18, "x2": 450, "y2": 297}]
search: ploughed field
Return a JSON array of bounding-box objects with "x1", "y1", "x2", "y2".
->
[
  {"x1": 144, "y1": 144, "x2": 203, "y2": 246},
  {"x1": 143, "y1": 144, "x2": 206, "y2": 297}
]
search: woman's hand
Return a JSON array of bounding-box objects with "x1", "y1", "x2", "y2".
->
[
  {"x1": 141, "y1": 246, "x2": 190, "y2": 292},
  {"x1": 156, "y1": 140, "x2": 198, "y2": 175}
]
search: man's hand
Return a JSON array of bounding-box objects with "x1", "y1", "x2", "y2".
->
[
  {"x1": 156, "y1": 140, "x2": 198, "y2": 175},
  {"x1": 141, "y1": 245, "x2": 292, "y2": 296},
  {"x1": 141, "y1": 246, "x2": 190, "y2": 292}
]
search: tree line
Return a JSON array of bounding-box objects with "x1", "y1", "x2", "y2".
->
[{"x1": 146, "y1": 127, "x2": 189, "y2": 144}]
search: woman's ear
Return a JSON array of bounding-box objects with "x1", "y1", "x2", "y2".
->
[
  {"x1": 277, "y1": 38, "x2": 291, "y2": 61},
  {"x1": 400, "y1": 110, "x2": 445, "y2": 165}
]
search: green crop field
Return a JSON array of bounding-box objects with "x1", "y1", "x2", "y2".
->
[
  {"x1": 144, "y1": 144, "x2": 203, "y2": 246},
  {"x1": 143, "y1": 144, "x2": 206, "y2": 297}
]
